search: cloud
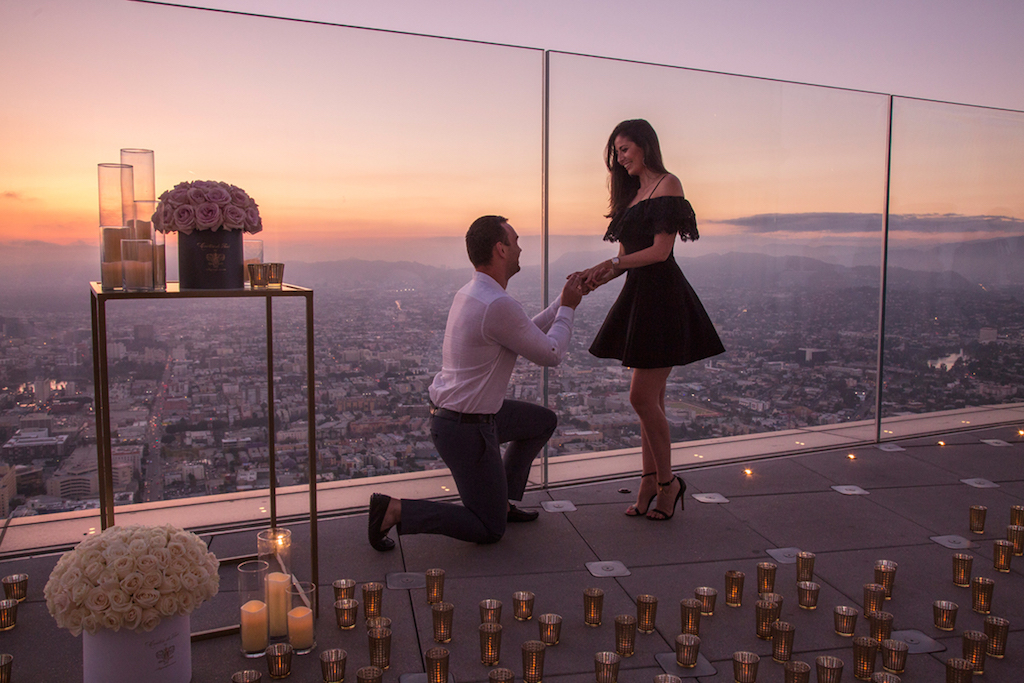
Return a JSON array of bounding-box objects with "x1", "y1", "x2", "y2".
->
[
  {"x1": 1, "y1": 191, "x2": 26, "y2": 201},
  {"x1": 722, "y1": 212, "x2": 1024, "y2": 235}
]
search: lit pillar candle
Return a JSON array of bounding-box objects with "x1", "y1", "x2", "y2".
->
[
  {"x1": 240, "y1": 599, "x2": 268, "y2": 653},
  {"x1": 266, "y1": 572, "x2": 290, "y2": 637},
  {"x1": 287, "y1": 605, "x2": 314, "y2": 650}
]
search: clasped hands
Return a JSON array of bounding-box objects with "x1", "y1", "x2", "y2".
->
[{"x1": 568, "y1": 259, "x2": 618, "y2": 295}]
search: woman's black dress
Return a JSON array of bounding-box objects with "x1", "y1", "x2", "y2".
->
[{"x1": 589, "y1": 195, "x2": 725, "y2": 369}]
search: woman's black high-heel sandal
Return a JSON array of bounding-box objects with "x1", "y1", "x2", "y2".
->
[
  {"x1": 647, "y1": 475, "x2": 686, "y2": 521},
  {"x1": 625, "y1": 472, "x2": 657, "y2": 516}
]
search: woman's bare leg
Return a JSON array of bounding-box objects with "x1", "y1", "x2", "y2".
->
[{"x1": 630, "y1": 367, "x2": 677, "y2": 518}]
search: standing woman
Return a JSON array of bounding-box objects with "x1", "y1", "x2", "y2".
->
[{"x1": 579, "y1": 119, "x2": 725, "y2": 520}]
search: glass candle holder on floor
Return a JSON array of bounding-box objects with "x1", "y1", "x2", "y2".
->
[
  {"x1": 334, "y1": 599, "x2": 358, "y2": 630},
  {"x1": 320, "y1": 649, "x2": 347, "y2": 683},
  {"x1": 694, "y1": 586, "x2": 717, "y2": 615},
  {"x1": 983, "y1": 615, "x2": 1009, "y2": 658},
  {"x1": 969, "y1": 505, "x2": 987, "y2": 534},
  {"x1": 993, "y1": 540, "x2": 1013, "y2": 572},
  {"x1": 933, "y1": 600, "x2": 958, "y2": 631},
  {"x1": 783, "y1": 660, "x2": 811, "y2": 683},
  {"x1": 0, "y1": 600, "x2": 17, "y2": 631},
  {"x1": 636, "y1": 594, "x2": 657, "y2": 634},
  {"x1": 945, "y1": 657, "x2": 974, "y2": 683},
  {"x1": 238, "y1": 560, "x2": 270, "y2": 657},
  {"x1": 869, "y1": 611, "x2": 894, "y2": 642},
  {"x1": 362, "y1": 582, "x2": 384, "y2": 619},
  {"x1": 332, "y1": 579, "x2": 355, "y2": 602},
  {"x1": 679, "y1": 598, "x2": 701, "y2": 636},
  {"x1": 725, "y1": 570, "x2": 745, "y2": 607},
  {"x1": 425, "y1": 569, "x2": 445, "y2": 604},
  {"x1": 796, "y1": 552, "x2": 815, "y2": 582},
  {"x1": 881, "y1": 638, "x2": 908, "y2": 674},
  {"x1": 1007, "y1": 525, "x2": 1024, "y2": 556},
  {"x1": 521, "y1": 640, "x2": 545, "y2": 683},
  {"x1": 594, "y1": 651, "x2": 620, "y2": 683},
  {"x1": 265, "y1": 643, "x2": 293, "y2": 680},
  {"x1": 971, "y1": 576, "x2": 994, "y2": 614},
  {"x1": 432, "y1": 602, "x2": 454, "y2": 643},
  {"x1": 815, "y1": 655, "x2": 844, "y2": 683},
  {"x1": 538, "y1": 613, "x2": 561, "y2": 646},
  {"x1": 480, "y1": 599, "x2": 502, "y2": 624},
  {"x1": 356, "y1": 666, "x2": 383, "y2": 683},
  {"x1": 732, "y1": 651, "x2": 759, "y2": 683},
  {"x1": 863, "y1": 583, "x2": 885, "y2": 615},
  {"x1": 756, "y1": 561, "x2": 777, "y2": 596},
  {"x1": 952, "y1": 553, "x2": 973, "y2": 587},
  {"x1": 797, "y1": 581, "x2": 820, "y2": 610},
  {"x1": 0, "y1": 575, "x2": 27, "y2": 603},
  {"x1": 425, "y1": 647, "x2": 449, "y2": 683},
  {"x1": 771, "y1": 620, "x2": 795, "y2": 663},
  {"x1": 513, "y1": 591, "x2": 534, "y2": 621},
  {"x1": 286, "y1": 581, "x2": 316, "y2": 654},
  {"x1": 584, "y1": 588, "x2": 604, "y2": 627},
  {"x1": 614, "y1": 615, "x2": 636, "y2": 658},
  {"x1": 874, "y1": 560, "x2": 897, "y2": 599},
  {"x1": 368, "y1": 626, "x2": 392, "y2": 670},
  {"x1": 852, "y1": 636, "x2": 879, "y2": 680},
  {"x1": 834, "y1": 605, "x2": 859, "y2": 636},
  {"x1": 479, "y1": 623, "x2": 502, "y2": 666},
  {"x1": 675, "y1": 633, "x2": 700, "y2": 668},
  {"x1": 962, "y1": 630, "x2": 988, "y2": 675}
]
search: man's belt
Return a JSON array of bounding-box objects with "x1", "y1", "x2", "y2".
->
[{"x1": 429, "y1": 401, "x2": 495, "y2": 424}]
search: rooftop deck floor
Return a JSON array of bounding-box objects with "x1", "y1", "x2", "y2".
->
[{"x1": 2, "y1": 423, "x2": 1022, "y2": 682}]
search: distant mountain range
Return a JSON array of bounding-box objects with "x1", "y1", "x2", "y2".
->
[{"x1": 2, "y1": 233, "x2": 1021, "y2": 310}]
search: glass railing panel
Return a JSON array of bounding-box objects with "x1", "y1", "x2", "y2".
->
[
  {"x1": 0, "y1": 1, "x2": 541, "y2": 518},
  {"x1": 884, "y1": 98, "x2": 1024, "y2": 423},
  {"x1": 545, "y1": 52, "x2": 891, "y2": 464}
]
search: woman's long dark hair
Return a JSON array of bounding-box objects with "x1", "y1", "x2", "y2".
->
[{"x1": 605, "y1": 119, "x2": 669, "y2": 218}]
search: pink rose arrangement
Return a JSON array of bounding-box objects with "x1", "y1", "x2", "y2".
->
[
  {"x1": 153, "y1": 179, "x2": 262, "y2": 235},
  {"x1": 44, "y1": 524, "x2": 220, "y2": 635}
]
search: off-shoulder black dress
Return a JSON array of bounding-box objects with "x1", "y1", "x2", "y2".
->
[{"x1": 589, "y1": 195, "x2": 725, "y2": 369}]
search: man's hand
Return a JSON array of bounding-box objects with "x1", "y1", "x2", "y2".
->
[{"x1": 560, "y1": 272, "x2": 584, "y2": 309}]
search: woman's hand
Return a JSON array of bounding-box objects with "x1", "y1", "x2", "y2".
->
[{"x1": 579, "y1": 261, "x2": 617, "y2": 291}]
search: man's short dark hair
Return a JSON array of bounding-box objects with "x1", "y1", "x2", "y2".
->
[{"x1": 466, "y1": 215, "x2": 509, "y2": 267}]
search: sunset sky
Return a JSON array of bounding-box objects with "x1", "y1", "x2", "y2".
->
[{"x1": 2, "y1": 0, "x2": 1023, "y2": 267}]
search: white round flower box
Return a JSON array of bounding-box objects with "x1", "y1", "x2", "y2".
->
[{"x1": 82, "y1": 613, "x2": 191, "y2": 683}]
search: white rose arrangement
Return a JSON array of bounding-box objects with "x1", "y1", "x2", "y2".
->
[
  {"x1": 44, "y1": 524, "x2": 220, "y2": 636},
  {"x1": 152, "y1": 179, "x2": 263, "y2": 235}
]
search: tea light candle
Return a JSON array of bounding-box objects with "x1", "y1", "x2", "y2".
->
[
  {"x1": 288, "y1": 605, "x2": 314, "y2": 650},
  {"x1": 240, "y1": 599, "x2": 268, "y2": 653},
  {"x1": 267, "y1": 572, "x2": 290, "y2": 637}
]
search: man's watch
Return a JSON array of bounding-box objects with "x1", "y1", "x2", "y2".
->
[{"x1": 611, "y1": 256, "x2": 620, "y2": 267}]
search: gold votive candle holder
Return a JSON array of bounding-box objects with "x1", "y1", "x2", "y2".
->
[
  {"x1": 796, "y1": 551, "x2": 815, "y2": 582},
  {"x1": 863, "y1": 583, "x2": 885, "y2": 615},
  {"x1": 869, "y1": 611, "x2": 894, "y2": 642},
  {"x1": 583, "y1": 588, "x2": 603, "y2": 627},
  {"x1": 614, "y1": 615, "x2": 636, "y2": 658},
  {"x1": 432, "y1": 601, "x2": 454, "y2": 643},
  {"x1": 362, "y1": 582, "x2": 383, "y2": 619},
  {"x1": 1, "y1": 575, "x2": 27, "y2": 603},
  {"x1": 797, "y1": 581, "x2": 820, "y2": 610},
  {"x1": 1011, "y1": 504, "x2": 1024, "y2": 527},
  {"x1": 488, "y1": 667, "x2": 515, "y2": 683},
  {"x1": 962, "y1": 630, "x2": 988, "y2": 675},
  {"x1": 881, "y1": 638, "x2": 908, "y2": 674},
  {"x1": 332, "y1": 578, "x2": 355, "y2": 601},
  {"x1": 1, "y1": 653, "x2": 12, "y2": 683},
  {"x1": 320, "y1": 648, "x2": 347, "y2": 683},
  {"x1": 513, "y1": 591, "x2": 535, "y2": 621},
  {"x1": 231, "y1": 670, "x2": 262, "y2": 683},
  {"x1": 538, "y1": 613, "x2": 562, "y2": 646},
  {"x1": 367, "y1": 626, "x2": 392, "y2": 670},
  {"x1": 679, "y1": 598, "x2": 701, "y2": 636},
  {"x1": 764, "y1": 592, "x2": 783, "y2": 622},
  {"x1": 834, "y1": 605, "x2": 859, "y2": 637},
  {"x1": 479, "y1": 623, "x2": 502, "y2": 666},
  {"x1": 694, "y1": 586, "x2": 717, "y2": 615},
  {"x1": 480, "y1": 598, "x2": 502, "y2": 624},
  {"x1": 636, "y1": 594, "x2": 657, "y2": 634},
  {"x1": 771, "y1": 620, "x2": 795, "y2": 663},
  {"x1": 754, "y1": 599, "x2": 775, "y2": 640},
  {"x1": 356, "y1": 665, "x2": 383, "y2": 683},
  {"x1": 425, "y1": 569, "x2": 445, "y2": 604},
  {"x1": 425, "y1": 647, "x2": 450, "y2": 683},
  {"x1": 993, "y1": 540, "x2": 1013, "y2": 572},
  {"x1": 654, "y1": 675, "x2": 682, "y2": 683},
  {"x1": 933, "y1": 600, "x2": 959, "y2": 631},
  {"x1": 969, "y1": 505, "x2": 987, "y2": 534},
  {"x1": 594, "y1": 651, "x2": 621, "y2": 683},
  {"x1": 248, "y1": 263, "x2": 271, "y2": 289},
  {"x1": 521, "y1": 640, "x2": 545, "y2": 683},
  {"x1": 945, "y1": 657, "x2": 975, "y2": 683},
  {"x1": 1007, "y1": 525, "x2": 1024, "y2": 555},
  {"x1": 732, "y1": 651, "x2": 760, "y2": 683},
  {"x1": 335, "y1": 598, "x2": 358, "y2": 630},
  {"x1": 952, "y1": 553, "x2": 974, "y2": 587},
  {"x1": 853, "y1": 637, "x2": 879, "y2": 680},
  {"x1": 675, "y1": 633, "x2": 700, "y2": 668},
  {"x1": 784, "y1": 660, "x2": 811, "y2": 683},
  {"x1": 816, "y1": 656, "x2": 844, "y2": 683},
  {"x1": 971, "y1": 576, "x2": 994, "y2": 614},
  {"x1": 266, "y1": 262, "x2": 285, "y2": 289},
  {"x1": 874, "y1": 560, "x2": 897, "y2": 599},
  {"x1": 725, "y1": 570, "x2": 745, "y2": 607},
  {"x1": 983, "y1": 615, "x2": 1009, "y2": 658},
  {"x1": 266, "y1": 643, "x2": 293, "y2": 680},
  {"x1": 756, "y1": 561, "x2": 778, "y2": 596},
  {"x1": 0, "y1": 600, "x2": 16, "y2": 632}
]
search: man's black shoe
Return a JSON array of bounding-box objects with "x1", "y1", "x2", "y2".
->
[
  {"x1": 368, "y1": 493, "x2": 396, "y2": 551},
  {"x1": 507, "y1": 504, "x2": 539, "y2": 523}
]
